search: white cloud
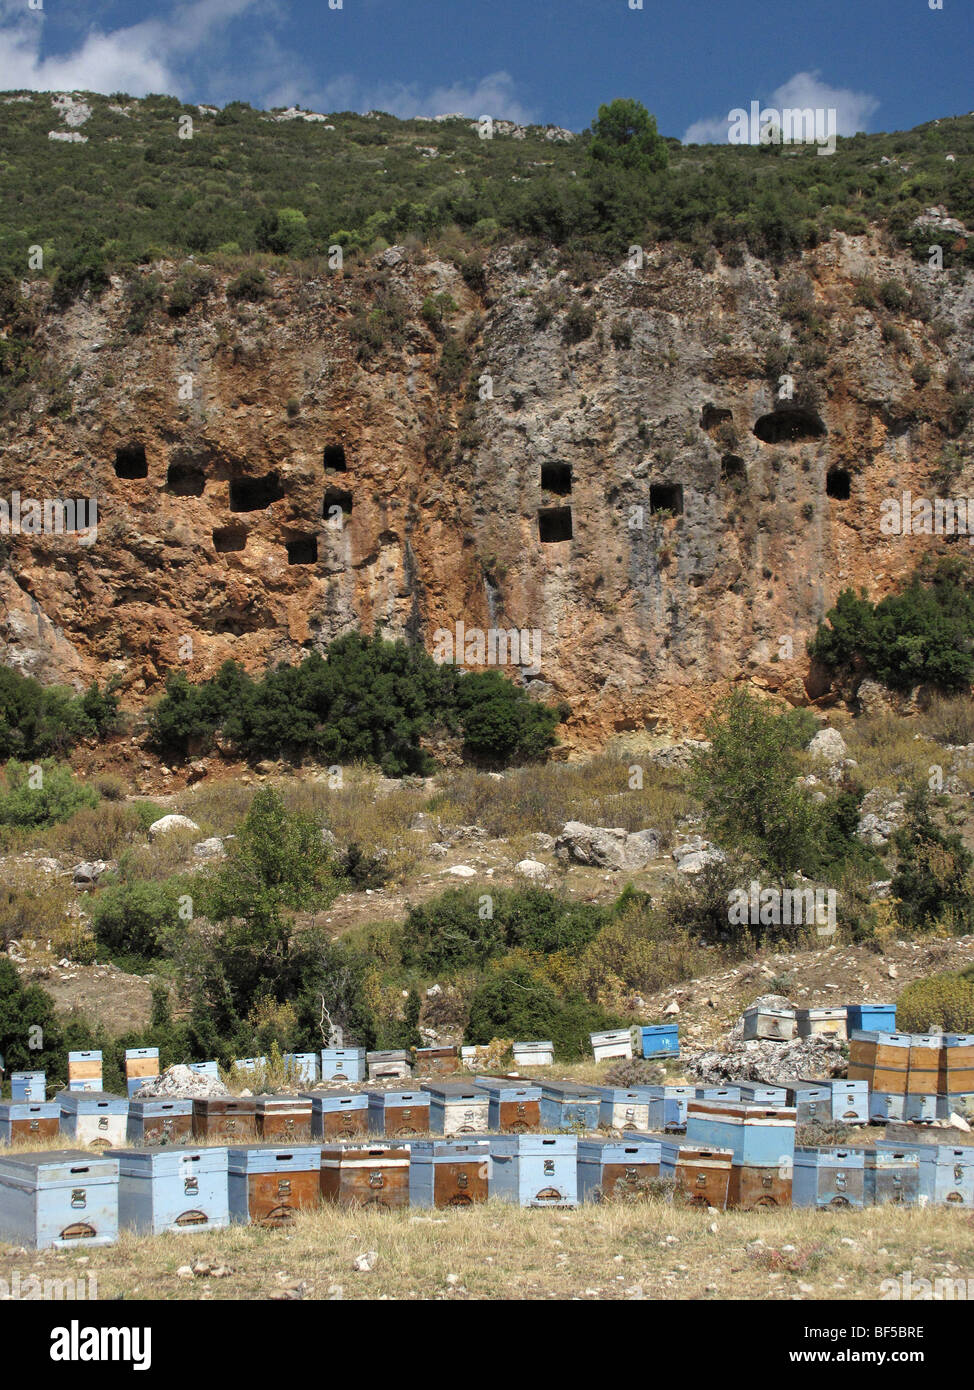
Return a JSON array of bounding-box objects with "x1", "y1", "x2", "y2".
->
[
  {"x1": 0, "y1": 0, "x2": 262, "y2": 98},
  {"x1": 683, "y1": 70, "x2": 880, "y2": 145}
]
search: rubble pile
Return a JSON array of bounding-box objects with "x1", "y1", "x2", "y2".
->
[{"x1": 134, "y1": 1064, "x2": 229, "y2": 1099}]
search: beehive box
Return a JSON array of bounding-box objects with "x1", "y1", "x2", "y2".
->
[
  {"x1": 489, "y1": 1134, "x2": 578, "y2": 1207},
  {"x1": 727, "y1": 1160, "x2": 793, "y2": 1210},
  {"x1": 686, "y1": 1100, "x2": 796, "y2": 1167},
  {"x1": 67, "y1": 1051, "x2": 103, "y2": 1090},
  {"x1": 412, "y1": 1046, "x2": 459, "y2": 1079},
  {"x1": 646, "y1": 1085, "x2": 694, "y2": 1131},
  {"x1": 409, "y1": 1139, "x2": 491, "y2": 1208},
  {"x1": 126, "y1": 1099, "x2": 193, "y2": 1145},
  {"x1": 596, "y1": 1087, "x2": 650, "y2": 1132},
  {"x1": 124, "y1": 1048, "x2": 159, "y2": 1098},
  {"x1": 227, "y1": 1145, "x2": 322, "y2": 1226},
  {"x1": 232, "y1": 1056, "x2": 267, "y2": 1075},
  {"x1": 367, "y1": 1050, "x2": 412, "y2": 1082},
  {"x1": 796, "y1": 1007, "x2": 847, "y2": 1040},
  {"x1": 779, "y1": 1079, "x2": 833, "y2": 1125},
  {"x1": 590, "y1": 1029, "x2": 634, "y2": 1063},
  {"x1": 863, "y1": 1147, "x2": 920, "y2": 1205},
  {"x1": 367, "y1": 1090, "x2": 430, "y2": 1137},
  {"x1": 903, "y1": 1093, "x2": 939, "y2": 1124},
  {"x1": 577, "y1": 1138, "x2": 662, "y2": 1201},
  {"x1": 0, "y1": 1150, "x2": 118, "y2": 1249},
  {"x1": 742, "y1": 1007, "x2": 796, "y2": 1042},
  {"x1": 907, "y1": 1034, "x2": 942, "y2": 1095},
  {"x1": 0, "y1": 1100, "x2": 60, "y2": 1144},
  {"x1": 659, "y1": 1140, "x2": 732, "y2": 1209},
  {"x1": 474, "y1": 1078, "x2": 542, "y2": 1133},
  {"x1": 421, "y1": 1082, "x2": 489, "y2": 1136},
  {"x1": 693, "y1": 1086, "x2": 741, "y2": 1102},
  {"x1": 10, "y1": 1072, "x2": 45, "y2": 1102},
  {"x1": 307, "y1": 1092, "x2": 369, "y2": 1140},
  {"x1": 254, "y1": 1095, "x2": 312, "y2": 1142},
  {"x1": 636, "y1": 1024, "x2": 680, "y2": 1058},
  {"x1": 511, "y1": 1041, "x2": 554, "y2": 1067},
  {"x1": 188, "y1": 1061, "x2": 219, "y2": 1081},
  {"x1": 793, "y1": 1147, "x2": 866, "y2": 1209},
  {"x1": 735, "y1": 1083, "x2": 789, "y2": 1106},
  {"x1": 109, "y1": 1146, "x2": 229, "y2": 1234},
  {"x1": 939, "y1": 1035, "x2": 974, "y2": 1094},
  {"x1": 829, "y1": 1079, "x2": 869, "y2": 1125},
  {"x1": 539, "y1": 1082, "x2": 601, "y2": 1132},
  {"x1": 869, "y1": 1091, "x2": 908, "y2": 1124},
  {"x1": 283, "y1": 1053, "x2": 318, "y2": 1085},
  {"x1": 319, "y1": 1144, "x2": 411, "y2": 1209},
  {"x1": 846, "y1": 1004, "x2": 896, "y2": 1034},
  {"x1": 848, "y1": 1031, "x2": 910, "y2": 1092},
  {"x1": 320, "y1": 1047, "x2": 366, "y2": 1083},
  {"x1": 191, "y1": 1097, "x2": 257, "y2": 1142},
  {"x1": 58, "y1": 1092, "x2": 129, "y2": 1149},
  {"x1": 936, "y1": 1093, "x2": 974, "y2": 1120},
  {"x1": 893, "y1": 1142, "x2": 974, "y2": 1207}
]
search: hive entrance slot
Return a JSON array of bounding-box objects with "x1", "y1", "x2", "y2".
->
[
  {"x1": 649, "y1": 483, "x2": 684, "y2": 516},
  {"x1": 753, "y1": 407, "x2": 826, "y2": 444},
  {"x1": 323, "y1": 444, "x2": 347, "y2": 471},
  {"x1": 541, "y1": 461, "x2": 572, "y2": 495},
  {"x1": 538, "y1": 506, "x2": 573, "y2": 543},
  {"x1": 826, "y1": 468, "x2": 851, "y2": 499},
  {"x1": 114, "y1": 443, "x2": 147, "y2": 479},
  {"x1": 229, "y1": 472, "x2": 284, "y2": 511}
]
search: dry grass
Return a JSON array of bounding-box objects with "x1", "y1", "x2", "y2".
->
[
  {"x1": 1, "y1": 1197, "x2": 970, "y2": 1302},
  {"x1": 918, "y1": 694, "x2": 974, "y2": 748},
  {"x1": 841, "y1": 715, "x2": 942, "y2": 790}
]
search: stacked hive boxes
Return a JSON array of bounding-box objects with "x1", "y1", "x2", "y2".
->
[
  {"x1": 686, "y1": 1098, "x2": 796, "y2": 1209},
  {"x1": 850, "y1": 1031, "x2": 974, "y2": 1121},
  {"x1": 127, "y1": 1099, "x2": 193, "y2": 1144}
]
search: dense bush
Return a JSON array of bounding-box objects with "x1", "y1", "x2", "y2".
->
[
  {"x1": 891, "y1": 786, "x2": 974, "y2": 932},
  {"x1": 895, "y1": 973, "x2": 974, "y2": 1032},
  {"x1": 465, "y1": 963, "x2": 625, "y2": 1061},
  {"x1": 91, "y1": 878, "x2": 188, "y2": 959},
  {"x1": 0, "y1": 759, "x2": 99, "y2": 829},
  {"x1": 148, "y1": 632, "x2": 565, "y2": 773},
  {"x1": 809, "y1": 559, "x2": 974, "y2": 693},
  {"x1": 0, "y1": 667, "x2": 118, "y2": 759}
]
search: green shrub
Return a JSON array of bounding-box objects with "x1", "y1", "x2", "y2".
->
[
  {"x1": 895, "y1": 974, "x2": 974, "y2": 1032},
  {"x1": 0, "y1": 760, "x2": 98, "y2": 829},
  {"x1": 891, "y1": 786, "x2": 974, "y2": 932},
  {"x1": 401, "y1": 888, "x2": 505, "y2": 973},
  {"x1": 227, "y1": 268, "x2": 270, "y2": 302},
  {"x1": 91, "y1": 877, "x2": 188, "y2": 959},
  {"x1": 166, "y1": 265, "x2": 216, "y2": 316},
  {"x1": 465, "y1": 963, "x2": 624, "y2": 1061},
  {"x1": 0, "y1": 668, "x2": 117, "y2": 759}
]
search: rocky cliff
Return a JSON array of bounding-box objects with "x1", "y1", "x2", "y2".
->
[{"x1": 1, "y1": 224, "x2": 972, "y2": 751}]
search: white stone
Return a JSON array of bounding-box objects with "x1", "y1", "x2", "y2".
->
[
  {"x1": 807, "y1": 728, "x2": 847, "y2": 763},
  {"x1": 149, "y1": 814, "x2": 200, "y2": 839}
]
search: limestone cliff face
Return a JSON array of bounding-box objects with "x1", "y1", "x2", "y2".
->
[{"x1": 1, "y1": 230, "x2": 971, "y2": 750}]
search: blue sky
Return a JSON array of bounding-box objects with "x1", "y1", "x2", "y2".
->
[{"x1": 0, "y1": 0, "x2": 970, "y2": 139}]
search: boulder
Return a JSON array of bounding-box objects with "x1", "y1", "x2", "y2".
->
[
  {"x1": 72, "y1": 860, "x2": 111, "y2": 886},
  {"x1": 672, "y1": 836, "x2": 725, "y2": 874},
  {"x1": 555, "y1": 821, "x2": 661, "y2": 871},
  {"x1": 807, "y1": 728, "x2": 847, "y2": 763},
  {"x1": 192, "y1": 837, "x2": 224, "y2": 858},
  {"x1": 149, "y1": 814, "x2": 200, "y2": 839},
  {"x1": 515, "y1": 859, "x2": 548, "y2": 881}
]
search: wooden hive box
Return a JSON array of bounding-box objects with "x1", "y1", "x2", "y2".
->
[
  {"x1": 646, "y1": 1085, "x2": 695, "y2": 1131},
  {"x1": 421, "y1": 1081, "x2": 489, "y2": 1136},
  {"x1": 590, "y1": 1029, "x2": 634, "y2": 1063},
  {"x1": 67, "y1": 1051, "x2": 103, "y2": 1089},
  {"x1": 779, "y1": 1079, "x2": 833, "y2": 1125},
  {"x1": 58, "y1": 1092, "x2": 129, "y2": 1149},
  {"x1": 735, "y1": 1082, "x2": 790, "y2": 1106},
  {"x1": 489, "y1": 1134, "x2": 578, "y2": 1207},
  {"x1": 687, "y1": 1100, "x2": 796, "y2": 1168},
  {"x1": 366, "y1": 1090, "x2": 430, "y2": 1137},
  {"x1": 742, "y1": 1007, "x2": 795, "y2": 1042},
  {"x1": 408, "y1": 1139, "x2": 491, "y2": 1208},
  {"x1": 320, "y1": 1048, "x2": 366, "y2": 1083},
  {"x1": 366, "y1": 1050, "x2": 412, "y2": 1082},
  {"x1": 577, "y1": 1137, "x2": 662, "y2": 1201},
  {"x1": 727, "y1": 1160, "x2": 793, "y2": 1209},
  {"x1": 827, "y1": 1078, "x2": 869, "y2": 1125},
  {"x1": 538, "y1": 1082, "x2": 601, "y2": 1133},
  {"x1": 109, "y1": 1145, "x2": 229, "y2": 1234},
  {"x1": 511, "y1": 1041, "x2": 554, "y2": 1067},
  {"x1": 0, "y1": 1100, "x2": 60, "y2": 1144},
  {"x1": 862, "y1": 1147, "x2": 921, "y2": 1205},
  {"x1": 283, "y1": 1053, "x2": 318, "y2": 1085},
  {"x1": 227, "y1": 1145, "x2": 322, "y2": 1226},
  {"x1": 792, "y1": 1147, "x2": 866, "y2": 1209},
  {"x1": 124, "y1": 1048, "x2": 160, "y2": 1097},
  {"x1": 191, "y1": 1096, "x2": 257, "y2": 1142},
  {"x1": 307, "y1": 1092, "x2": 369, "y2": 1140},
  {"x1": 254, "y1": 1095, "x2": 312, "y2": 1142},
  {"x1": 126, "y1": 1099, "x2": 193, "y2": 1145},
  {"x1": 0, "y1": 1149, "x2": 118, "y2": 1250},
  {"x1": 659, "y1": 1139, "x2": 733, "y2": 1209},
  {"x1": 846, "y1": 1004, "x2": 896, "y2": 1034},
  {"x1": 795, "y1": 1007, "x2": 847, "y2": 1040},
  {"x1": 10, "y1": 1072, "x2": 45, "y2": 1102},
  {"x1": 596, "y1": 1087, "x2": 651, "y2": 1132},
  {"x1": 474, "y1": 1077, "x2": 542, "y2": 1133},
  {"x1": 907, "y1": 1034, "x2": 942, "y2": 1095},
  {"x1": 869, "y1": 1092, "x2": 908, "y2": 1124},
  {"x1": 848, "y1": 1031, "x2": 910, "y2": 1091},
  {"x1": 412, "y1": 1046, "x2": 459, "y2": 1079},
  {"x1": 636, "y1": 1024, "x2": 680, "y2": 1058},
  {"x1": 939, "y1": 1034, "x2": 974, "y2": 1094},
  {"x1": 319, "y1": 1144, "x2": 411, "y2": 1209}
]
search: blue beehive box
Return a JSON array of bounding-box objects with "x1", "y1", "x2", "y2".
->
[
  {"x1": 126, "y1": 1099, "x2": 194, "y2": 1144},
  {"x1": 793, "y1": 1147, "x2": 865, "y2": 1209},
  {"x1": 307, "y1": 1092, "x2": 369, "y2": 1139},
  {"x1": 320, "y1": 1048, "x2": 366, "y2": 1083},
  {"x1": 879, "y1": 1141, "x2": 974, "y2": 1207},
  {"x1": 366, "y1": 1090, "x2": 430, "y2": 1137},
  {"x1": 694, "y1": 1086, "x2": 741, "y2": 1102},
  {"x1": 58, "y1": 1091, "x2": 129, "y2": 1149},
  {"x1": 489, "y1": 1133, "x2": 577, "y2": 1207},
  {"x1": 227, "y1": 1145, "x2": 322, "y2": 1225},
  {"x1": 124, "y1": 1048, "x2": 159, "y2": 1098},
  {"x1": 780, "y1": 1079, "x2": 832, "y2": 1124},
  {"x1": 846, "y1": 1004, "x2": 896, "y2": 1033},
  {"x1": 577, "y1": 1137, "x2": 663, "y2": 1201},
  {"x1": 686, "y1": 1099, "x2": 796, "y2": 1167},
  {"x1": 539, "y1": 1082, "x2": 601, "y2": 1132},
  {"x1": 0, "y1": 1149, "x2": 118, "y2": 1249},
  {"x1": 0, "y1": 1099, "x2": 60, "y2": 1144},
  {"x1": 109, "y1": 1146, "x2": 229, "y2": 1234},
  {"x1": 863, "y1": 1146, "x2": 920, "y2": 1205},
  {"x1": 646, "y1": 1085, "x2": 694, "y2": 1130},
  {"x1": 421, "y1": 1082, "x2": 489, "y2": 1136},
  {"x1": 67, "y1": 1051, "x2": 103, "y2": 1092},
  {"x1": 869, "y1": 1091, "x2": 907, "y2": 1124},
  {"x1": 284, "y1": 1053, "x2": 318, "y2": 1085},
  {"x1": 828, "y1": 1079, "x2": 869, "y2": 1125},
  {"x1": 904, "y1": 1093, "x2": 939, "y2": 1124},
  {"x1": 232, "y1": 1056, "x2": 266, "y2": 1074},
  {"x1": 735, "y1": 1083, "x2": 789, "y2": 1106},
  {"x1": 10, "y1": 1072, "x2": 45, "y2": 1101},
  {"x1": 597, "y1": 1087, "x2": 651, "y2": 1132},
  {"x1": 189, "y1": 1061, "x2": 219, "y2": 1080},
  {"x1": 936, "y1": 1093, "x2": 974, "y2": 1119},
  {"x1": 409, "y1": 1139, "x2": 491, "y2": 1208},
  {"x1": 637, "y1": 1024, "x2": 679, "y2": 1058}
]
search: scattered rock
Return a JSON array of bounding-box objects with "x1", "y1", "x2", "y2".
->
[
  {"x1": 807, "y1": 728, "x2": 847, "y2": 763},
  {"x1": 673, "y1": 836, "x2": 725, "y2": 874},
  {"x1": 149, "y1": 814, "x2": 200, "y2": 839},
  {"x1": 193, "y1": 837, "x2": 224, "y2": 858},
  {"x1": 72, "y1": 860, "x2": 112, "y2": 886},
  {"x1": 134, "y1": 1064, "x2": 229, "y2": 1099},
  {"x1": 353, "y1": 1250, "x2": 377, "y2": 1272},
  {"x1": 515, "y1": 859, "x2": 548, "y2": 881},
  {"x1": 555, "y1": 821, "x2": 660, "y2": 871},
  {"x1": 444, "y1": 865, "x2": 476, "y2": 877}
]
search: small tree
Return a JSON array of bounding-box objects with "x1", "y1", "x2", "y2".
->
[{"x1": 891, "y1": 786, "x2": 974, "y2": 932}]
